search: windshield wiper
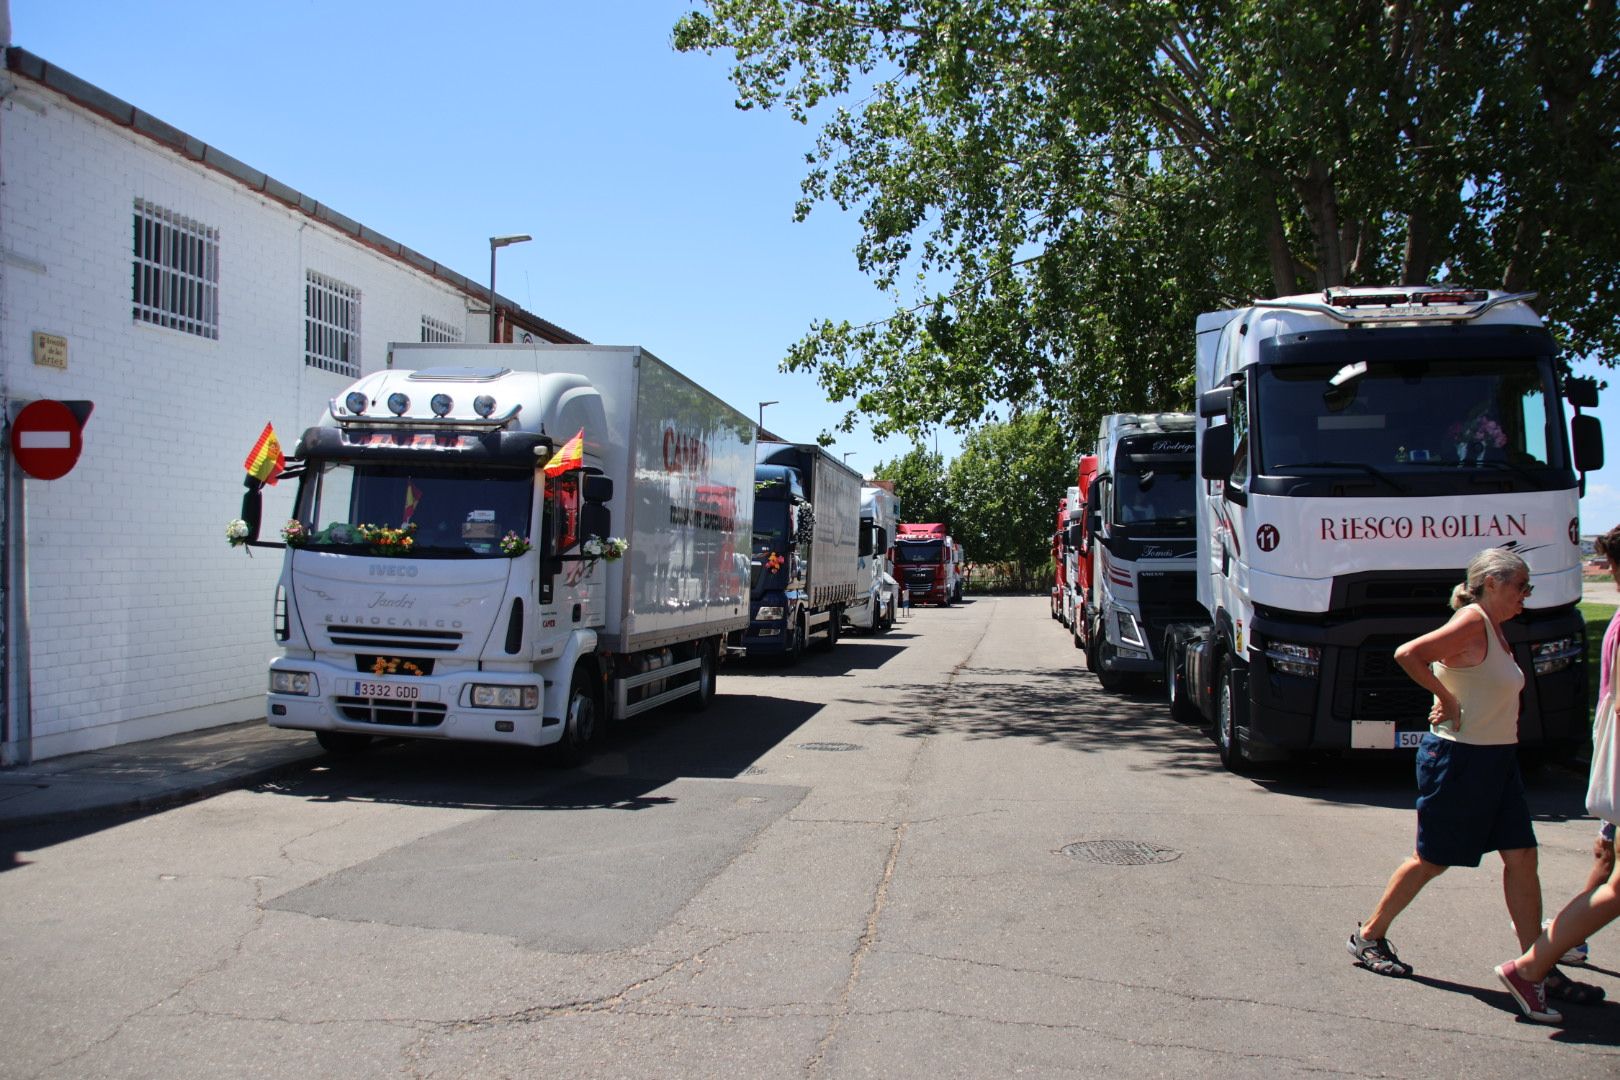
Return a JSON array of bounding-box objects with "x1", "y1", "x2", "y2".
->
[{"x1": 1269, "y1": 461, "x2": 1408, "y2": 493}]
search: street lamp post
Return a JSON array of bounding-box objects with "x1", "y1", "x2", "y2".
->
[
  {"x1": 758, "y1": 400, "x2": 778, "y2": 429},
  {"x1": 488, "y1": 234, "x2": 532, "y2": 343},
  {"x1": 843, "y1": 451, "x2": 856, "y2": 464}
]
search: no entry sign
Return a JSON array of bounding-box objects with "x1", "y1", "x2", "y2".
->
[{"x1": 11, "y1": 399, "x2": 91, "y2": 480}]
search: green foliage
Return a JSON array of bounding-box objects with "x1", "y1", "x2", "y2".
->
[
  {"x1": 871, "y1": 443, "x2": 950, "y2": 526},
  {"x1": 676, "y1": 1, "x2": 1620, "y2": 439},
  {"x1": 946, "y1": 410, "x2": 1074, "y2": 588}
]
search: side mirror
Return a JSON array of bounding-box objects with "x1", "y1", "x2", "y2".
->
[
  {"x1": 240, "y1": 478, "x2": 264, "y2": 541},
  {"x1": 1199, "y1": 386, "x2": 1233, "y2": 419},
  {"x1": 1573, "y1": 414, "x2": 1604, "y2": 473},
  {"x1": 580, "y1": 503, "x2": 611, "y2": 544},
  {"x1": 1087, "y1": 506, "x2": 1101, "y2": 539},
  {"x1": 1201, "y1": 425, "x2": 1234, "y2": 480},
  {"x1": 1567, "y1": 376, "x2": 1600, "y2": 410},
  {"x1": 582, "y1": 474, "x2": 613, "y2": 504},
  {"x1": 1066, "y1": 523, "x2": 1082, "y2": 549}
]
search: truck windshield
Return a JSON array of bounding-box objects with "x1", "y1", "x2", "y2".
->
[
  {"x1": 294, "y1": 462, "x2": 534, "y2": 556},
  {"x1": 753, "y1": 500, "x2": 790, "y2": 556},
  {"x1": 1255, "y1": 357, "x2": 1563, "y2": 474},
  {"x1": 896, "y1": 541, "x2": 943, "y2": 564},
  {"x1": 1113, "y1": 466, "x2": 1195, "y2": 528}
]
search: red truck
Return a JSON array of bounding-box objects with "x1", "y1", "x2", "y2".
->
[
  {"x1": 1067, "y1": 455, "x2": 1098, "y2": 649},
  {"x1": 895, "y1": 522, "x2": 958, "y2": 606}
]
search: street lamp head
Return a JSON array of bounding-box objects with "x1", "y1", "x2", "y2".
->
[{"x1": 490, "y1": 234, "x2": 532, "y2": 249}]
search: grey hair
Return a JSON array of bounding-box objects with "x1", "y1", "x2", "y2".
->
[{"x1": 1449, "y1": 547, "x2": 1529, "y2": 610}]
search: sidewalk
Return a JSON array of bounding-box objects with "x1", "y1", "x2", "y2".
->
[{"x1": 0, "y1": 721, "x2": 325, "y2": 829}]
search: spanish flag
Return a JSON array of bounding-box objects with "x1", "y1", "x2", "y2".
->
[
  {"x1": 402, "y1": 480, "x2": 423, "y2": 522},
  {"x1": 244, "y1": 422, "x2": 285, "y2": 485},
  {"x1": 544, "y1": 428, "x2": 584, "y2": 477}
]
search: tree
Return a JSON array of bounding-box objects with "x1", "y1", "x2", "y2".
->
[
  {"x1": 871, "y1": 443, "x2": 950, "y2": 527},
  {"x1": 946, "y1": 411, "x2": 1075, "y2": 589},
  {"x1": 675, "y1": 1, "x2": 1620, "y2": 440}
]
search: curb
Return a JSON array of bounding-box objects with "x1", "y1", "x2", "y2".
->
[{"x1": 0, "y1": 752, "x2": 326, "y2": 832}]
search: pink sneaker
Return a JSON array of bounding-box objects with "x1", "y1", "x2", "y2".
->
[{"x1": 1495, "y1": 960, "x2": 1564, "y2": 1024}]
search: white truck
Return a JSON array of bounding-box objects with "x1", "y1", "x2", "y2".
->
[
  {"x1": 738, "y1": 442, "x2": 862, "y2": 659},
  {"x1": 846, "y1": 483, "x2": 899, "y2": 633},
  {"x1": 1078, "y1": 413, "x2": 1200, "y2": 690},
  {"x1": 1168, "y1": 286, "x2": 1604, "y2": 770},
  {"x1": 242, "y1": 343, "x2": 755, "y2": 760}
]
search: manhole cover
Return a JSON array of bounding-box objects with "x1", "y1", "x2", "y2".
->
[
  {"x1": 1060, "y1": 840, "x2": 1181, "y2": 866},
  {"x1": 796, "y1": 741, "x2": 863, "y2": 752}
]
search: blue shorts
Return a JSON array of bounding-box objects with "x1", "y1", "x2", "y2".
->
[
  {"x1": 1414, "y1": 734, "x2": 1536, "y2": 868},
  {"x1": 1602, "y1": 820, "x2": 1617, "y2": 844}
]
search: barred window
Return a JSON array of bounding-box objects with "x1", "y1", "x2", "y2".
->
[
  {"x1": 305, "y1": 271, "x2": 360, "y2": 377},
  {"x1": 421, "y1": 315, "x2": 462, "y2": 343},
  {"x1": 132, "y1": 199, "x2": 219, "y2": 338}
]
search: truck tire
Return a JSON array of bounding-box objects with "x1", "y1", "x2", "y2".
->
[
  {"x1": 1165, "y1": 645, "x2": 1200, "y2": 725},
  {"x1": 681, "y1": 639, "x2": 717, "y2": 711},
  {"x1": 555, "y1": 666, "x2": 601, "y2": 766},
  {"x1": 1093, "y1": 638, "x2": 1129, "y2": 693},
  {"x1": 815, "y1": 608, "x2": 842, "y2": 651},
  {"x1": 1072, "y1": 616, "x2": 1084, "y2": 650},
  {"x1": 781, "y1": 616, "x2": 805, "y2": 666},
  {"x1": 315, "y1": 731, "x2": 372, "y2": 755},
  {"x1": 1214, "y1": 659, "x2": 1252, "y2": 773}
]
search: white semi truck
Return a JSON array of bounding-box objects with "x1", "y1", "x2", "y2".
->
[
  {"x1": 241, "y1": 343, "x2": 755, "y2": 760},
  {"x1": 847, "y1": 483, "x2": 899, "y2": 633},
  {"x1": 1078, "y1": 413, "x2": 1200, "y2": 690},
  {"x1": 1168, "y1": 286, "x2": 1604, "y2": 771}
]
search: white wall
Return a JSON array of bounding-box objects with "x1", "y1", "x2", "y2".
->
[{"x1": 1, "y1": 76, "x2": 478, "y2": 758}]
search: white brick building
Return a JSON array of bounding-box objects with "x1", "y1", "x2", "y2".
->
[{"x1": 0, "y1": 46, "x2": 582, "y2": 761}]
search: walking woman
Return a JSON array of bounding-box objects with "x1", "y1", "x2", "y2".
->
[
  {"x1": 1348, "y1": 548, "x2": 1549, "y2": 979},
  {"x1": 1496, "y1": 526, "x2": 1620, "y2": 1023}
]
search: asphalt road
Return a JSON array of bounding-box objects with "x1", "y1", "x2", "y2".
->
[{"x1": 2, "y1": 597, "x2": 1616, "y2": 1078}]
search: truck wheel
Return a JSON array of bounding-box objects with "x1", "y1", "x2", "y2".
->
[
  {"x1": 781, "y1": 617, "x2": 805, "y2": 666},
  {"x1": 1094, "y1": 639, "x2": 1128, "y2": 693},
  {"x1": 681, "y1": 640, "x2": 717, "y2": 711},
  {"x1": 816, "y1": 608, "x2": 841, "y2": 651},
  {"x1": 1165, "y1": 646, "x2": 1200, "y2": 725},
  {"x1": 555, "y1": 667, "x2": 601, "y2": 765},
  {"x1": 315, "y1": 731, "x2": 372, "y2": 755},
  {"x1": 1214, "y1": 660, "x2": 1252, "y2": 773},
  {"x1": 1072, "y1": 616, "x2": 1084, "y2": 650}
]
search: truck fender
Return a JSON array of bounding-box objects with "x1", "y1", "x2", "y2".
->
[{"x1": 543, "y1": 628, "x2": 600, "y2": 723}]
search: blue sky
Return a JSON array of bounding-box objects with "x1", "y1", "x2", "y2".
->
[{"x1": 13, "y1": 1, "x2": 1618, "y2": 528}]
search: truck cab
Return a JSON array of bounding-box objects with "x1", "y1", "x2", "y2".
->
[
  {"x1": 1080, "y1": 414, "x2": 1199, "y2": 690},
  {"x1": 1180, "y1": 286, "x2": 1603, "y2": 769}
]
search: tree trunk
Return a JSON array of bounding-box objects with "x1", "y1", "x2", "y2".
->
[{"x1": 1297, "y1": 159, "x2": 1346, "y2": 289}]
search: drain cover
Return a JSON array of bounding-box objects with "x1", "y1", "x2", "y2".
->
[
  {"x1": 1060, "y1": 840, "x2": 1181, "y2": 866},
  {"x1": 796, "y1": 741, "x2": 863, "y2": 752}
]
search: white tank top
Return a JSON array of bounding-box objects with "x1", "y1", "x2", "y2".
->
[{"x1": 1431, "y1": 605, "x2": 1523, "y2": 746}]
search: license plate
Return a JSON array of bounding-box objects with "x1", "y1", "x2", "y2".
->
[
  {"x1": 1352, "y1": 720, "x2": 1424, "y2": 749},
  {"x1": 345, "y1": 679, "x2": 439, "y2": 702}
]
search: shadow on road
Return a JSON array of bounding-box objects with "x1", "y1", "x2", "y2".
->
[
  {"x1": 255, "y1": 692, "x2": 821, "y2": 815},
  {"x1": 1411, "y1": 973, "x2": 1620, "y2": 1045},
  {"x1": 729, "y1": 637, "x2": 907, "y2": 677},
  {"x1": 842, "y1": 658, "x2": 1592, "y2": 816}
]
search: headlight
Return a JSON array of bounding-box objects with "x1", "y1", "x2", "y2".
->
[
  {"x1": 1532, "y1": 636, "x2": 1582, "y2": 675},
  {"x1": 1116, "y1": 610, "x2": 1146, "y2": 649},
  {"x1": 470, "y1": 684, "x2": 539, "y2": 709},
  {"x1": 270, "y1": 670, "x2": 315, "y2": 696},
  {"x1": 755, "y1": 605, "x2": 785, "y2": 621},
  {"x1": 1264, "y1": 640, "x2": 1320, "y2": 678}
]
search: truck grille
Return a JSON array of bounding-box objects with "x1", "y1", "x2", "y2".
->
[
  {"x1": 335, "y1": 696, "x2": 448, "y2": 727},
  {"x1": 1335, "y1": 636, "x2": 1431, "y2": 723},
  {"x1": 325, "y1": 625, "x2": 464, "y2": 652}
]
